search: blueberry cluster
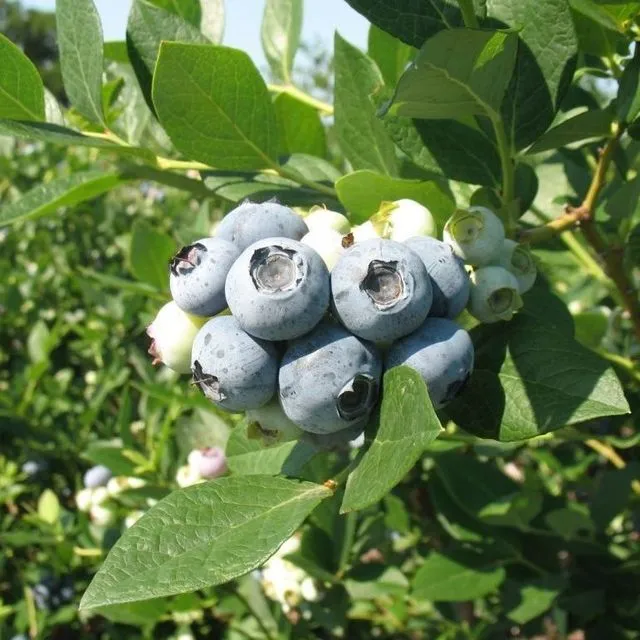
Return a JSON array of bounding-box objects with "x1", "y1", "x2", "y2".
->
[
  {"x1": 148, "y1": 200, "x2": 535, "y2": 436},
  {"x1": 32, "y1": 575, "x2": 74, "y2": 611}
]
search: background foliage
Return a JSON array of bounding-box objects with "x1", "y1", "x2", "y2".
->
[{"x1": 1, "y1": 0, "x2": 640, "y2": 638}]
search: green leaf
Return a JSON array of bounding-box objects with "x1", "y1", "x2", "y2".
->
[
  {"x1": 0, "y1": 33, "x2": 45, "y2": 121},
  {"x1": 627, "y1": 222, "x2": 640, "y2": 266},
  {"x1": 261, "y1": 0, "x2": 303, "y2": 83},
  {"x1": 0, "y1": 120, "x2": 154, "y2": 161},
  {"x1": 126, "y1": 0, "x2": 208, "y2": 113},
  {"x1": 93, "y1": 599, "x2": 168, "y2": 626},
  {"x1": 153, "y1": 42, "x2": 278, "y2": 170},
  {"x1": 545, "y1": 507, "x2": 595, "y2": 539},
  {"x1": 384, "y1": 29, "x2": 517, "y2": 120},
  {"x1": 227, "y1": 440, "x2": 317, "y2": 476},
  {"x1": 79, "y1": 476, "x2": 332, "y2": 608},
  {"x1": 505, "y1": 576, "x2": 566, "y2": 624},
  {"x1": 104, "y1": 41, "x2": 130, "y2": 63},
  {"x1": 435, "y1": 453, "x2": 541, "y2": 527},
  {"x1": 344, "y1": 0, "x2": 464, "y2": 47},
  {"x1": 83, "y1": 440, "x2": 137, "y2": 476},
  {"x1": 341, "y1": 367, "x2": 442, "y2": 513},
  {"x1": 617, "y1": 46, "x2": 640, "y2": 124},
  {"x1": 200, "y1": 0, "x2": 225, "y2": 42},
  {"x1": 335, "y1": 170, "x2": 455, "y2": 226},
  {"x1": 490, "y1": 0, "x2": 579, "y2": 149},
  {"x1": 0, "y1": 171, "x2": 123, "y2": 227},
  {"x1": 334, "y1": 33, "x2": 398, "y2": 176},
  {"x1": 590, "y1": 465, "x2": 639, "y2": 530},
  {"x1": 570, "y1": 5, "x2": 625, "y2": 57},
  {"x1": 527, "y1": 108, "x2": 613, "y2": 154},
  {"x1": 345, "y1": 566, "x2": 409, "y2": 600},
  {"x1": 128, "y1": 220, "x2": 175, "y2": 291},
  {"x1": 367, "y1": 24, "x2": 415, "y2": 87},
  {"x1": 56, "y1": 0, "x2": 106, "y2": 125},
  {"x1": 412, "y1": 547, "x2": 507, "y2": 602},
  {"x1": 274, "y1": 93, "x2": 327, "y2": 157},
  {"x1": 446, "y1": 311, "x2": 630, "y2": 441},
  {"x1": 38, "y1": 489, "x2": 61, "y2": 525},
  {"x1": 151, "y1": 0, "x2": 201, "y2": 25},
  {"x1": 384, "y1": 115, "x2": 501, "y2": 186}
]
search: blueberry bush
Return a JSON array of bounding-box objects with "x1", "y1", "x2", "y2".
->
[{"x1": 2, "y1": 0, "x2": 640, "y2": 637}]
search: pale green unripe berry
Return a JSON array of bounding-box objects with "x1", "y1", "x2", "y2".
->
[
  {"x1": 443, "y1": 206, "x2": 505, "y2": 266},
  {"x1": 246, "y1": 399, "x2": 304, "y2": 445},
  {"x1": 75, "y1": 488, "x2": 93, "y2": 513},
  {"x1": 383, "y1": 199, "x2": 437, "y2": 241},
  {"x1": 468, "y1": 265, "x2": 523, "y2": 323},
  {"x1": 495, "y1": 239, "x2": 537, "y2": 294},
  {"x1": 303, "y1": 207, "x2": 350, "y2": 234},
  {"x1": 146, "y1": 301, "x2": 207, "y2": 374},
  {"x1": 301, "y1": 228, "x2": 345, "y2": 270},
  {"x1": 351, "y1": 220, "x2": 381, "y2": 243},
  {"x1": 90, "y1": 504, "x2": 115, "y2": 527}
]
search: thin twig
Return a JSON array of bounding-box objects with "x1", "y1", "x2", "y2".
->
[{"x1": 585, "y1": 439, "x2": 640, "y2": 495}]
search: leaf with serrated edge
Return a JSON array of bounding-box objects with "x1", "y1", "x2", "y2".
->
[
  {"x1": 0, "y1": 33, "x2": 44, "y2": 121},
  {"x1": 341, "y1": 367, "x2": 442, "y2": 513},
  {"x1": 0, "y1": 171, "x2": 123, "y2": 227},
  {"x1": 56, "y1": 0, "x2": 105, "y2": 125},
  {"x1": 80, "y1": 476, "x2": 331, "y2": 609},
  {"x1": 334, "y1": 33, "x2": 398, "y2": 176},
  {"x1": 152, "y1": 42, "x2": 278, "y2": 170}
]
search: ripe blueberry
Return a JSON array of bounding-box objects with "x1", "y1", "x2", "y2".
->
[
  {"x1": 83, "y1": 465, "x2": 113, "y2": 489},
  {"x1": 331, "y1": 238, "x2": 432, "y2": 342},
  {"x1": 225, "y1": 237, "x2": 330, "y2": 340},
  {"x1": 404, "y1": 236, "x2": 470, "y2": 319},
  {"x1": 386, "y1": 318, "x2": 474, "y2": 408},
  {"x1": 279, "y1": 323, "x2": 382, "y2": 434},
  {"x1": 169, "y1": 237, "x2": 240, "y2": 317},
  {"x1": 191, "y1": 315, "x2": 279, "y2": 411}
]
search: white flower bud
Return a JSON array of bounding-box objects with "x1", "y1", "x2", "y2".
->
[
  {"x1": 176, "y1": 464, "x2": 202, "y2": 488},
  {"x1": 75, "y1": 488, "x2": 94, "y2": 513},
  {"x1": 303, "y1": 207, "x2": 350, "y2": 234},
  {"x1": 91, "y1": 486, "x2": 109, "y2": 506},
  {"x1": 124, "y1": 510, "x2": 144, "y2": 529},
  {"x1": 301, "y1": 228, "x2": 346, "y2": 270},
  {"x1": 146, "y1": 301, "x2": 207, "y2": 374},
  {"x1": 90, "y1": 504, "x2": 115, "y2": 527}
]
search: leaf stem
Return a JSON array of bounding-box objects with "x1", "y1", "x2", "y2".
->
[
  {"x1": 594, "y1": 349, "x2": 640, "y2": 385},
  {"x1": 585, "y1": 439, "x2": 640, "y2": 495},
  {"x1": 490, "y1": 113, "x2": 516, "y2": 234},
  {"x1": 457, "y1": 0, "x2": 480, "y2": 28},
  {"x1": 267, "y1": 83, "x2": 334, "y2": 115},
  {"x1": 229, "y1": 585, "x2": 276, "y2": 640}
]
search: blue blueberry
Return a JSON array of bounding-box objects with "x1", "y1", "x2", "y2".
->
[
  {"x1": 279, "y1": 323, "x2": 382, "y2": 435},
  {"x1": 169, "y1": 237, "x2": 240, "y2": 317},
  {"x1": 385, "y1": 318, "x2": 474, "y2": 408},
  {"x1": 191, "y1": 315, "x2": 279, "y2": 411},
  {"x1": 225, "y1": 237, "x2": 330, "y2": 340},
  {"x1": 83, "y1": 465, "x2": 113, "y2": 489},
  {"x1": 215, "y1": 200, "x2": 308, "y2": 251},
  {"x1": 331, "y1": 238, "x2": 432, "y2": 342},
  {"x1": 405, "y1": 236, "x2": 470, "y2": 319}
]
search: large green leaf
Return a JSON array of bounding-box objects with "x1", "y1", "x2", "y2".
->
[
  {"x1": 56, "y1": 0, "x2": 106, "y2": 125},
  {"x1": 617, "y1": 46, "x2": 640, "y2": 124},
  {"x1": 341, "y1": 367, "x2": 442, "y2": 513},
  {"x1": 128, "y1": 220, "x2": 176, "y2": 291},
  {"x1": 384, "y1": 28, "x2": 517, "y2": 120},
  {"x1": 200, "y1": 0, "x2": 225, "y2": 42},
  {"x1": 0, "y1": 33, "x2": 45, "y2": 121},
  {"x1": 384, "y1": 116, "x2": 501, "y2": 186},
  {"x1": 504, "y1": 576, "x2": 566, "y2": 624},
  {"x1": 152, "y1": 0, "x2": 201, "y2": 25},
  {"x1": 335, "y1": 170, "x2": 454, "y2": 226},
  {"x1": 412, "y1": 547, "x2": 507, "y2": 602},
  {"x1": 261, "y1": 0, "x2": 303, "y2": 83},
  {"x1": 126, "y1": 0, "x2": 208, "y2": 112},
  {"x1": 527, "y1": 108, "x2": 613, "y2": 154},
  {"x1": 0, "y1": 171, "x2": 123, "y2": 227},
  {"x1": 334, "y1": 33, "x2": 398, "y2": 176},
  {"x1": 489, "y1": 0, "x2": 578, "y2": 149},
  {"x1": 446, "y1": 308, "x2": 630, "y2": 441},
  {"x1": 152, "y1": 42, "x2": 278, "y2": 170},
  {"x1": 274, "y1": 93, "x2": 327, "y2": 158},
  {"x1": 344, "y1": 0, "x2": 464, "y2": 47},
  {"x1": 367, "y1": 24, "x2": 416, "y2": 87},
  {"x1": 227, "y1": 440, "x2": 317, "y2": 476},
  {"x1": 79, "y1": 476, "x2": 332, "y2": 608}
]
